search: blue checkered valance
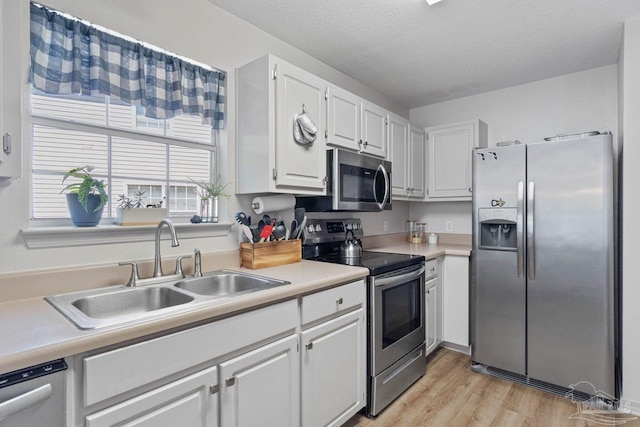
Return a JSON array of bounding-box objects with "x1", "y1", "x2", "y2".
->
[{"x1": 29, "y1": 3, "x2": 226, "y2": 129}]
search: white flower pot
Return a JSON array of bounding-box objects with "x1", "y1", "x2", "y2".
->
[{"x1": 115, "y1": 207, "x2": 168, "y2": 226}]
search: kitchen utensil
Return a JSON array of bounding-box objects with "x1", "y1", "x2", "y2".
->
[
  {"x1": 290, "y1": 219, "x2": 298, "y2": 240},
  {"x1": 234, "y1": 211, "x2": 251, "y2": 226},
  {"x1": 272, "y1": 221, "x2": 287, "y2": 241},
  {"x1": 340, "y1": 229, "x2": 363, "y2": 259},
  {"x1": 241, "y1": 224, "x2": 253, "y2": 242},
  {"x1": 294, "y1": 208, "x2": 305, "y2": 226},
  {"x1": 259, "y1": 224, "x2": 273, "y2": 242},
  {"x1": 296, "y1": 215, "x2": 307, "y2": 239}
]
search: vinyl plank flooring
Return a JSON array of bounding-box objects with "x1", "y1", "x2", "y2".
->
[{"x1": 344, "y1": 348, "x2": 640, "y2": 427}]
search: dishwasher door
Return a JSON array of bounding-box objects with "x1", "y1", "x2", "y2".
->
[{"x1": 0, "y1": 360, "x2": 66, "y2": 427}]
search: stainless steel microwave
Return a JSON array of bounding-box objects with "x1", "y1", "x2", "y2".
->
[{"x1": 296, "y1": 148, "x2": 392, "y2": 212}]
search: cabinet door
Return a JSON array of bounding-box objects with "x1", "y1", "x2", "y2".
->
[
  {"x1": 301, "y1": 309, "x2": 366, "y2": 427},
  {"x1": 85, "y1": 366, "x2": 218, "y2": 427},
  {"x1": 275, "y1": 61, "x2": 327, "y2": 191},
  {"x1": 427, "y1": 122, "x2": 475, "y2": 198},
  {"x1": 360, "y1": 101, "x2": 387, "y2": 158},
  {"x1": 425, "y1": 279, "x2": 437, "y2": 354},
  {"x1": 327, "y1": 85, "x2": 360, "y2": 151},
  {"x1": 442, "y1": 256, "x2": 470, "y2": 347},
  {"x1": 220, "y1": 334, "x2": 299, "y2": 427},
  {"x1": 388, "y1": 114, "x2": 409, "y2": 197},
  {"x1": 0, "y1": 0, "x2": 22, "y2": 178},
  {"x1": 408, "y1": 125, "x2": 425, "y2": 198}
]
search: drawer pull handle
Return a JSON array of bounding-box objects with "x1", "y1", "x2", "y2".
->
[
  {"x1": 226, "y1": 377, "x2": 236, "y2": 387},
  {"x1": 209, "y1": 384, "x2": 219, "y2": 394},
  {"x1": 306, "y1": 342, "x2": 313, "y2": 350},
  {"x1": 336, "y1": 297, "x2": 343, "y2": 305}
]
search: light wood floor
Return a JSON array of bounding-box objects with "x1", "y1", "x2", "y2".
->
[{"x1": 344, "y1": 348, "x2": 640, "y2": 427}]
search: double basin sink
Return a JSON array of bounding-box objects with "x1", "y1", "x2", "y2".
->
[{"x1": 46, "y1": 270, "x2": 290, "y2": 330}]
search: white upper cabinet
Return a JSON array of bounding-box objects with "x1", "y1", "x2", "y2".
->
[
  {"x1": 408, "y1": 124, "x2": 426, "y2": 198},
  {"x1": 326, "y1": 85, "x2": 387, "y2": 159},
  {"x1": 236, "y1": 55, "x2": 328, "y2": 195},
  {"x1": 426, "y1": 119, "x2": 487, "y2": 199},
  {"x1": 388, "y1": 114, "x2": 409, "y2": 197},
  {"x1": 327, "y1": 85, "x2": 360, "y2": 150},
  {"x1": 360, "y1": 101, "x2": 387, "y2": 158},
  {"x1": 0, "y1": 0, "x2": 22, "y2": 179},
  {"x1": 389, "y1": 115, "x2": 425, "y2": 200}
]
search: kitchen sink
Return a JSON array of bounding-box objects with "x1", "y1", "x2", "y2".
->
[
  {"x1": 175, "y1": 270, "x2": 290, "y2": 297},
  {"x1": 46, "y1": 270, "x2": 290, "y2": 330},
  {"x1": 71, "y1": 287, "x2": 194, "y2": 319}
]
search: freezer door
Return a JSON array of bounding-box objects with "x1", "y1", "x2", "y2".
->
[
  {"x1": 526, "y1": 135, "x2": 615, "y2": 396},
  {"x1": 472, "y1": 144, "x2": 526, "y2": 374}
]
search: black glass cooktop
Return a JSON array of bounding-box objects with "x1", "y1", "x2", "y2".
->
[{"x1": 309, "y1": 251, "x2": 424, "y2": 276}]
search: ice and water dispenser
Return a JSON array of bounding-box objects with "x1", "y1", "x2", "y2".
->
[{"x1": 478, "y1": 208, "x2": 517, "y2": 250}]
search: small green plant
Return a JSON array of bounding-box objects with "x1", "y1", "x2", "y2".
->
[
  {"x1": 61, "y1": 165, "x2": 108, "y2": 212},
  {"x1": 189, "y1": 175, "x2": 231, "y2": 200},
  {"x1": 117, "y1": 190, "x2": 147, "y2": 208}
]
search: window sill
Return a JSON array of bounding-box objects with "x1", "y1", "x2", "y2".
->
[{"x1": 21, "y1": 222, "x2": 233, "y2": 249}]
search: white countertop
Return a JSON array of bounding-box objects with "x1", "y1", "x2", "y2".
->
[{"x1": 0, "y1": 240, "x2": 470, "y2": 374}]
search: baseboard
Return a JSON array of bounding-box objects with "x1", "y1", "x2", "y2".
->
[{"x1": 440, "y1": 341, "x2": 471, "y2": 355}]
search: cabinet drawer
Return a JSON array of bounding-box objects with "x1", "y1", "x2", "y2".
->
[
  {"x1": 83, "y1": 299, "x2": 297, "y2": 407},
  {"x1": 301, "y1": 280, "x2": 365, "y2": 326},
  {"x1": 425, "y1": 259, "x2": 438, "y2": 280}
]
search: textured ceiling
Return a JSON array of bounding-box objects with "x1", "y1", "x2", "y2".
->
[{"x1": 209, "y1": 0, "x2": 640, "y2": 109}]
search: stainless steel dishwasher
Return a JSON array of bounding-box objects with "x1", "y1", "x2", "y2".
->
[{"x1": 0, "y1": 359, "x2": 66, "y2": 426}]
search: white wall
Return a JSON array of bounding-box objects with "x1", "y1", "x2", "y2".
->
[
  {"x1": 409, "y1": 65, "x2": 619, "y2": 235},
  {"x1": 0, "y1": 0, "x2": 408, "y2": 274},
  {"x1": 620, "y1": 16, "x2": 640, "y2": 412}
]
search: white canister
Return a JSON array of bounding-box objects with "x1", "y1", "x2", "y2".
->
[{"x1": 428, "y1": 233, "x2": 438, "y2": 245}]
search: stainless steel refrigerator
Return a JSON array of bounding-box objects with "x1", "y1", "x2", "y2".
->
[{"x1": 471, "y1": 132, "x2": 617, "y2": 397}]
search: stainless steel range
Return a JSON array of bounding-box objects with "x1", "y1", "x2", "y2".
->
[{"x1": 302, "y1": 218, "x2": 426, "y2": 416}]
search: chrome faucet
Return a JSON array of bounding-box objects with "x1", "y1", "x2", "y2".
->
[
  {"x1": 153, "y1": 219, "x2": 179, "y2": 277},
  {"x1": 194, "y1": 248, "x2": 203, "y2": 277}
]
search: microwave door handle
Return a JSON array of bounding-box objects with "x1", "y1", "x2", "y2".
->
[{"x1": 374, "y1": 164, "x2": 390, "y2": 210}]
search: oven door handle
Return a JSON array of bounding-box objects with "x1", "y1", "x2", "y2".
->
[{"x1": 374, "y1": 266, "x2": 425, "y2": 287}]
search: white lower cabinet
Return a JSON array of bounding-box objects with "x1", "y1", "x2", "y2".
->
[
  {"x1": 424, "y1": 258, "x2": 442, "y2": 356},
  {"x1": 85, "y1": 366, "x2": 218, "y2": 427},
  {"x1": 70, "y1": 282, "x2": 368, "y2": 427},
  {"x1": 300, "y1": 281, "x2": 366, "y2": 427},
  {"x1": 301, "y1": 309, "x2": 365, "y2": 427},
  {"x1": 220, "y1": 335, "x2": 299, "y2": 427}
]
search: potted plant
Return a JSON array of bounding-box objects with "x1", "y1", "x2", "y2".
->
[
  {"x1": 115, "y1": 190, "x2": 168, "y2": 226},
  {"x1": 61, "y1": 165, "x2": 108, "y2": 227},
  {"x1": 189, "y1": 175, "x2": 230, "y2": 223}
]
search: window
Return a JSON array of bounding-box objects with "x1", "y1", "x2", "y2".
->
[{"x1": 28, "y1": 3, "x2": 226, "y2": 223}]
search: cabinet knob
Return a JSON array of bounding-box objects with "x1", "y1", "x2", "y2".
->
[
  {"x1": 226, "y1": 377, "x2": 236, "y2": 386},
  {"x1": 209, "y1": 384, "x2": 219, "y2": 394},
  {"x1": 306, "y1": 342, "x2": 313, "y2": 350},
  {"x1": 364, "y1": 141, "x2": 368, "y2": 147},
  {"x1": 336, "y1": 297, "x2": 343, "y2": 305},
  {"x1": 468, "y1": 188, "x2": 472, "y2": 192}
]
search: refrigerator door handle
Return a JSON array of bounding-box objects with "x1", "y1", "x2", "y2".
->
[
  {"x1": 527, "y1": 181, "x2": 535, "y2": 280},
  {"x1": 517, "y1": 181, "x2": 525, "y2": 278}
]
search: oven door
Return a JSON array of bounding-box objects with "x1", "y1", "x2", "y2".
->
[
  {"x1": 331, "y1": 149, "x2": 391, "y2": 211},
  {"x1": 370, "y1": 264, "x2": 425, "y2": 375}
]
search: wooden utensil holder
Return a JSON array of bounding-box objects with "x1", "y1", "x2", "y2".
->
[{"x1": 240, "y1": 239, "x2": 302, "y2": 269}]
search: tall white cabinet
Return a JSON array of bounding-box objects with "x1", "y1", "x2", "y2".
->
[
  {"x1": 236, "y1": 55, "x2": 328, "y2": 195},
  {"x1": 426, "y1": 119, "x2": 487, "y2": 199}
]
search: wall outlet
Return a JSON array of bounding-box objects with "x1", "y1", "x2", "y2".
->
[
  {"x1": 446, "y1": 221, "x2": 453, "y2": 232},
  {"x1": 383, "y1": 220, "x2": 389, "y2": 232}
]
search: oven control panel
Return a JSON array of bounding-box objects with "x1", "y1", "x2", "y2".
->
[{"x1": 303, "y1": 218, "x2": 364, "y2": 244}]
